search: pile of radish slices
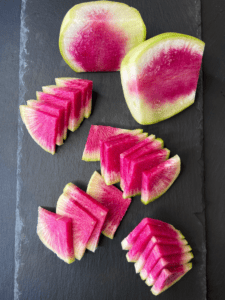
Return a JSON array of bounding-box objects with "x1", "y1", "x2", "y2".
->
[
  {"x1": 82, "y1": 125, "x2": 181, "y2": 204},
  {"x1": 122, "y1": 218, "x2": 193, "y2": 295}
]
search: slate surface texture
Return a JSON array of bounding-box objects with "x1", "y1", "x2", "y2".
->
[{"x1": 14, "y1": 0, "x2": 206, "y2": 299}]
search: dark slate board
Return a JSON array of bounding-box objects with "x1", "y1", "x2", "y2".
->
[{"x1": 15, "y1": 0, "x2": 206, "y2": 299}]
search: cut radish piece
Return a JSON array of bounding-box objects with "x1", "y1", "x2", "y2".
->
[
  {"x1": 27, "y1": 100, "x2": 64, "y2": 146},
  {"x1": 121, "y1": 218, "x2": 183, "y2": 250},
  {"x1": 82, "y1": 125, "x2": 143, "y2": 161},
  {"x1": 135, "y1": 236, "x2": 188, "y2": 274},
  {"x1": 121, "y1": 32, "x2": 205, "y2": 124},
  {"x1": 36, "y1": 91, "x2": 71, "y2": 140},
  {"x1": 63, "y1": 183, "x2": 108, "y2": 252},
  {"x1": 141, "y1": 155, "x2": 181, "y2": 204},
  {"x1": 120, "y1": 137, "x2": 163, "y2": 191},
  {"x1": 100, "y1": 132, "x2": 148, "y2": 185},
  {"x1": 42, "y1": 85, "x2": 83, "y2": 131},
  {"x1": 140, "y1": 243, "x2": 192, "y2": 281},
  {"x1": 126, "y1": 225, "x2": 187, "y2": 263},
  {"x1": 87, "y1": 171, "x2": 131, "y2": 239},
  {"x1": 151, "y1": 263, "x2": 192, "y2": 295},
  {"x1": 20, "y1": 106, "x2": 57, "y2": 155},
  {"x1": 56, "y1": 194, "x2": 97, "y2": 260},
  {"x1": 59, "y1": 1, "x2": 146, "y2": 72},
  {"x1": 123, "y1": 149, "x2": 170, "y2": 198},
  {"x1": 37, "y1": 207, "x2": 75, "y2": 264},
  {"x1": 146, "y1": 252, "x2": 193, "y2": 286},
  {"x1": 55, "y1": 77, "x2": 93, "y2": 118}
]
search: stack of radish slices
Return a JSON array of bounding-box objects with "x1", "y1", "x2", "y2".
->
[
  {"x1": 122, "y1": 218, "x2": 193, "y2": 295},
  {"x1": 82, "y1": 125, "x2": 181, "y2": 204},
  {"x1": 37, "y1": 178, "x2": 131, "y2": 263},
  {"x1": 20, "y1": 77, "x2": 93, "y2": 155}
]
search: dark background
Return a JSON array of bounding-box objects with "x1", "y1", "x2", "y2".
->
[{"x1": 0, "y1": 0, "x2": 224, "y2": 299}]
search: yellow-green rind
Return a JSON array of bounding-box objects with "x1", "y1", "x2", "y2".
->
[
  {"x1": 151, "y1": 262, "x2": 192, "y2": 296},
  {"x1": 141, "y1": 155, "x2": 181, "y2": 205},
  {"x1": 19, "y1": 105, "x2": 55, "y2": 155},
  {"x1": 59, "y1": 1, "x2": 146, "y2": 72},
  {"x1": 120, "y1": 32, "x2": 205, "y2": 125}
]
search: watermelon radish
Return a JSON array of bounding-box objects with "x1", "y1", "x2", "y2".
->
[
  {"x1": 120, "y1": 32, "x2": 205, "y2": 124},
  {"x1": 37, "y1": 207, "x2": 75, "y2": 264},
  {"x1": 59, "y1": 1, "x2": 146, "y2": 72},
  {"x1": 55, "y1": 77, "x2": 93, "y2": 118},
  {"x1": 121, "y1": 218, "x2": 183, "y2": 250},
  {"x1": 141, "y1": 155, "x2": 181, "y2": 204},
  {"x1": 134, "y1": 236, "x2": 188, "y2": 274},
  {"x1": 20, "y1": 106, "x2": 57, "y2": 155},
  {"x1": 126, "y1": 225, "x2": 187, "y2": 263},
  {"x1": 36, "y1": 91, "x2": 71, "y2": 140},
  {"x1": 151, "y1": 263, "x2": 192, "y2": 295},
  {"x1": 87, "y1": 171, "x2": 131, "y2": 239},
  {"x1": 140, "y1": 243, "x2": 192, "y2": 281},
  {"x1": 100, "y1": 132, "x2": 148, "y2": 185},
  {"x1": 27, "y1": 100, "x2": 64, "y2": 146},
  {"x1": 42, "y1": 85, "x2": 83, "y2": 132},
  {"x1": 146, "y1": 252, "x2": 193, "y2": 286},
  {"x1": 56, "y1": 194, "x2": 97, "y2": 260},
  {"x1": 63, "y1": 183, "x2": 108, "y2": 252},
  {"x1": 123, "y1": 148, "x2": 170, "y2": 198},
  {"x1": 82, "y1": 125, "x2": 143, "y2": 161},
  {"x1": 120, "y1": 137, "x2": 164, "y2": 191}
]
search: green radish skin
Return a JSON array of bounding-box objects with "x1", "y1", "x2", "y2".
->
[
  {"x1": 120, "y1": 32, "x2": 205, "y2": 125},
  {"x1": 141, "y1": 155, "x2": 181, "y2": 205},
  {"x1": 82, "y1": 125, "x2": 143, "y2": 161},
  {"x1": 151, "y1": 263, "x2": 192, "y2": 295}
]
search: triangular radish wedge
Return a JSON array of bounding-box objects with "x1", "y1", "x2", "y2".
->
[
  {"x1": 151, "y1": 263, "x2": 192, "y2": 295},
  {"x1": 120, "y1": 32, "x2": 205, "y2": 124},
  {"x1": 63, "y1": 183, "x2": 108, "y2": 252},
  {"x1": 121, "y1": 218, "x2": 183, "y2": 250},
  {"x1": 59, "y1": 1, "x2": 146, "y2": 72},
  {"x1": 56, "y1": 194, "x2": 97, "y2": 260},
  {"x1": 126, "y1": 225, "x2": 187, "y2": 263},
  {"x1": 55, "y1": 77, "x2": 93, "y2": 118},
  {"x1": 37, "y1": 207, "x2": 75, "y2": 264},
  {"x1": 100, "y1": 132, "x2": 148, "y2": 185},
  {"x1": 19, "y1": 105, "x2": 57, "y2": 155},
  {"x1": 87, "y1": 171, "x2": 131, "y2": 239},
  {"x1": 27, "y1": 100, "x2": 64, "y2": 146},
  {"x1": 146, "y1": 252, "x2": 193, "y2": 286},
  {"x1": 140, "y1": 243, "x2": 192, "y2": 281},
  {"x1": 120, "y1": 137, "x2": 163, "y2": 191},
  {"x1": 134, "y1": 235, "x2": 188, "y2": 274},
  {"x1": 141, "y1": 155, "x2": 181, "y2": 204},
  {"x1": 36, "y1": 91, "x2": 71, "y2": 140},
  {"x1": 123, "y1": 149, "x2": 170, "y2": 198},
  {"x1": 82, "y1": 125, "x2": 143, "y2": 161},
  {"x1": 42, "y1": 85, "x2": 83, "y2": 132}
]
